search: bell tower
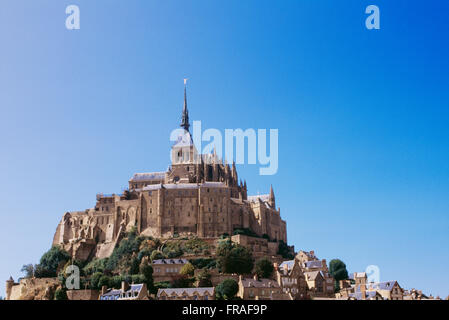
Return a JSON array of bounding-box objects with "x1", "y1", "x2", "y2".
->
[{"x1": 169, "y1": 79, "x2": 199, "y2": 183}]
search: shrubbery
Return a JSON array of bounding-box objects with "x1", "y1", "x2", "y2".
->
[
  {"x1": 216, "y1": 240, "x2": 253, "y2": 274},
  {"x1": 215, "y1": 279, "x2": 238, "y2": 300},
  {"x1": 255, "y1": 257, "x2": 274, "y2": 278}
]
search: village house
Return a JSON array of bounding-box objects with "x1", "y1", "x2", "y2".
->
[
  {"x1": 237, "y1": 275, "x2": 291, "y2": 300},
  {"x1": 151, "y1": 258, "x2": 189, "y2": 282},
  {"x1": 157, "y1": 287, "x2": 215, "y2": 300},
  {"x1": 296, "y1": 250, "x2": 334, "y2": 296},
  {"x1": 99, "y1": 282, "x2": 149, "y2": 300},
  {"x1": 275, "y1": 260, "x2": 308, "y2": 300}
]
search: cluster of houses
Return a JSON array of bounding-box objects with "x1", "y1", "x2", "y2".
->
[
  {"x1": 335, "y1": 272, "x2": 442, "y2": 300},
  {"x1": 96, "y1": 250, "x2": 336, "y2": 301},
  {"x1": 96, "y1": 250, "x2": 442, "y2": 301}
]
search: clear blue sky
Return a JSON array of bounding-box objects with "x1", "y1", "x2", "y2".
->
[{"x1": 1, "y1": 0, "x2": 448, "y2": 298}]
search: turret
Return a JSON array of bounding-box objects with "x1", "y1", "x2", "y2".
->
[{"x1": 6, "y1": 276, "x2": 14, "y2": 300}]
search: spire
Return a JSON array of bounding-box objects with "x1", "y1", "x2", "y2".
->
[
  {"x1": 181, "y1": 78, "x2": 190, "y2": 132},
  {"x1": 269, "y1": 184, "x2": 276, "y2": 208}
]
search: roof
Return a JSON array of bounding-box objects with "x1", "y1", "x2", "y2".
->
[
  {"x1": 304, "y1": 271, "x2": 324, "y2": 281},
  {"x1": 100, "y1": 284, "x2": 144, "y2": 300},
  {"x1": 152, "y1": 258, "x2": 189, "y2": 265},
  {"x1": 349, "y1": 291, "x2": 382, "y2": 300},
  {"x1": 130, "y1": 172, "x2": 165, "y2": 182},
  {"x1": 172, "y1": 130, "x2": 194, "y2": 148},
  {"x1": 241, "y1": 278, "x2": 280, "y2": 288},
  {"x1": 304, "y1": 260, "x2": 323, "y2": 269},
  {"x1": 140, "y1": 182, "x2": 227, "y2": 191},
  {"x1": 157, "y1": 287, "x2": 214, "y2": 297},
  {"x1": 247, "y1": 194, "x2": 270, "y2": 203},
  {"x1": 279, "y1": 260, "x2": 295, "y2": 271},
  {"x1": 366, "y1": 281, "x2": 399, "y2": 291}
]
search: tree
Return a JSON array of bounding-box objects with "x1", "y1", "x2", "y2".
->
[
  {"x1": 216, "y1": 240, "x2": 253, "y2": 275},
  {"x1": 277, "y1": 240, "x2": 294, "y2": 259},
  {"x1": 255, "y1": 258, "x2": 274, "y2": 279},
  {"x1": 329, "y1": 259, "x2": 349, "y2": 292},
  {"x1": 90, "y1": 272, "x2": 103, "y2": 290},
  {"x1": 170, "y1": 274, "x2": 194, "y2": 288},
  {"x1": 54, "y1": 288, "x2": 68, "y2": 300},
  {"x1": 140, "y1": 260, "x2": 155, "y2": 293},
  {"x1": 180, "y1": 263, "x2": 195, "y2": 277},
  {"x1": 196, "y1": 269, "x2": 212, "y2": 287},
  {"x1": 36, "y1": 246, "x2": 71, "y2": 277},
  {"x1": 98, "y1": 275, "x2": 111, "y2": 288},
  {"x1": 21, "y1": 264, "x2": 35, "y2": 278},
  {"x1": 150, "y1": 250, "x2": 165, "y2": 262},
  {"x1": 216, "y1": 279, "x2": 239, "y2": 300}
]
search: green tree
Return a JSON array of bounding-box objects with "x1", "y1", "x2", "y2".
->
[
  {"x1": 170, "y1": 275, "x2": 194, "y2": 288},
  {"x1": 98, "y1": 275, "x2": 111, "y2": 288},
  {"x1": 180, "y1": 263, "x2": 195, "y2": 277},
  {"x1": 140, "y1": 261, "x2": 155, "y2": 293},
  {"x1": 277, "y1": 240, "x2": 294, "y2": 259},
  {"x1": 216, "y1": 279, "x2": 239, "y2": 300},
  {"x1": 150, "y1": 250, "x2": 165, "y2": 262},
  {"x1": 89, "y1": 272, "x2": 103, "y2": 290},
  {"x1": 329, "y1": 259, "x2": 349, "y2": 292},
  {"x1": 21, "y1": 264, "x2": 35, "y2": 278},
  {"x1": 255, "y1": 258, "x2": 274, "y2": 278},
  {"x1": 196, "y1": 269, "x2": 212, "y2": 287},
  {"x1": 216, "y1": 240, "x2": 253, "y2": 274},
  {"x1": 36, "y1": 246, "x2": 71, "y2": 277},
  {"x1": 54, "y1": 288, "x2": 68, "y2": 300}
]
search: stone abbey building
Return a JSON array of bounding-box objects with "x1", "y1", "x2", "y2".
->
[{"x1": 52, "y1": 85, "x2": 287, "y2": 260}]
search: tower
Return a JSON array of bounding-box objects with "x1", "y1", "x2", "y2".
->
[
  {"x1": 169, "y1": 79, "x2": 198, "y2": 183},
  {"x1": 180, "y1": 78, "x2": 190, "y2": 132},
  {"x1": 6, "y1": 276, "x2": 14, "y2": 300}
]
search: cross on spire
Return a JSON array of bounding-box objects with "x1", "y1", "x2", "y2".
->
[{"x1": 181, "y1": 78, "x2": 190, "y2": 132}]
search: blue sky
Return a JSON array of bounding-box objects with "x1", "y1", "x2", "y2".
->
[{"x1": 1, "y1": 0, "x2": 448, "y2": 297}]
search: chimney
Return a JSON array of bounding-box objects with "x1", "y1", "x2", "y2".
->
[
  {"x1": 101, "y1": 285, "x2": 107, "y2": 295},
  {"x1": 360, "y1": 283, "x2": 366, "y2": 300},
  {"x1": 310, "y1": 250, "x2": 314, "y2": 256},
  {"x1": 121, "y1": 281, "x2": 129, "y2": 293}
]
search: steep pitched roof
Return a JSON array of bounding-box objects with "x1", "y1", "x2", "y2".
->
[
  {"x1": 241, "y1": 278, "x2": 280, "y2": 288},
  {"x1": 157, "y1": 287, "x2": 214, "y2": 297},
  {"x1": 130, "y1": 172, "x2": 165, "y2": 182},
  {"x1": 152, "y1": 258, "x2": 189, "y2": 265},
  {"x1": 304, "y1": 271, "x2": 324, "y2": 281}
]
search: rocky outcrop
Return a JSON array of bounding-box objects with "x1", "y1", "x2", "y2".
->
[{"x1": 8, "y1": 277, "x2": 61, "y2": 300}]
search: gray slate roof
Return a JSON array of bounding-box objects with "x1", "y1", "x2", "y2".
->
[
  {"x1": 100, "y1": 284, "x2": 144, "y2": 300},
  {"x1": 130, "y1": 172, "x2": 165, "y2": 182},
  {"x1": 304, "y1": 260, "x2": 323, "y2": 269},
  {"x1": 157, "y1": 287, "x2": 214, "y2": 297},
  {"x1": 241, "y1": 278, "x2": 280, "y2": 288},
  {"x1": 152, "y1": 258, "x2": 189, "y2": 265}
]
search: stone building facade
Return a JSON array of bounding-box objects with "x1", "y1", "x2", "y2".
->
[{"x1": 52, "y1": 85, "x2": 287, "y2": 261}]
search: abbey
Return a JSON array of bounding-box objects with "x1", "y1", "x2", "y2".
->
[{"x1": 52, "y1": 84, "x2": 287, "y2": 261}]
